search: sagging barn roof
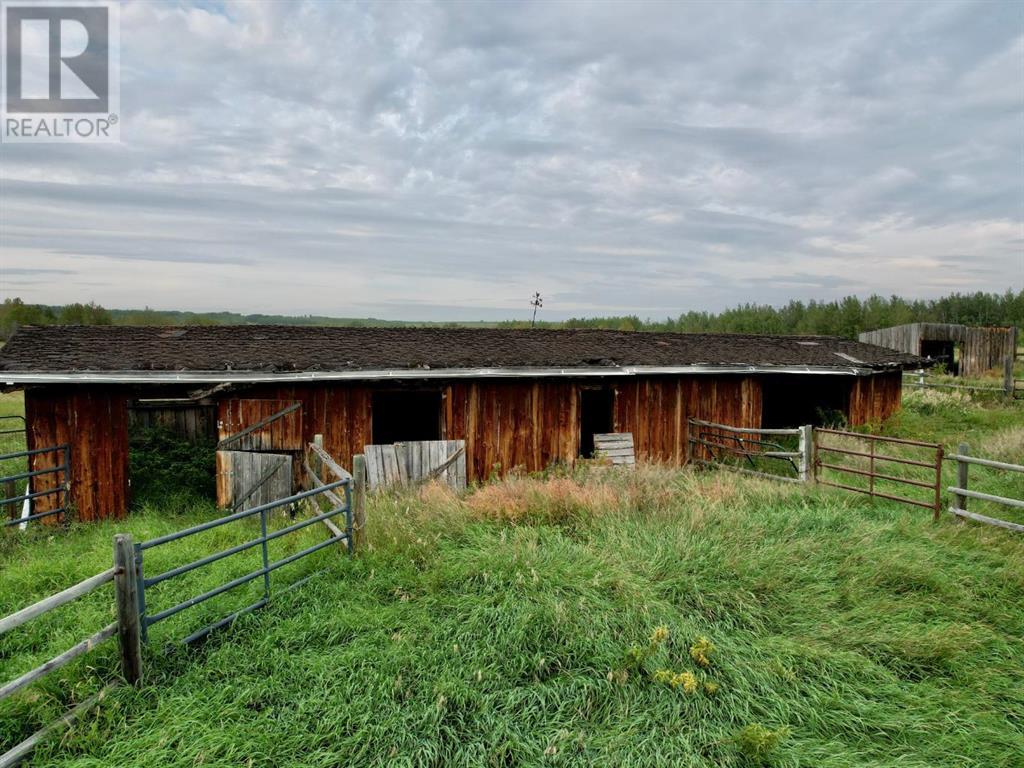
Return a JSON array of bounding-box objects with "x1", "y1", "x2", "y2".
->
[{"x1": 0, "y1": 325, "x2": 926, "y2": 384}]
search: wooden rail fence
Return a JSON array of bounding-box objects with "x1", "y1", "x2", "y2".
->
[
  {"x1": 948, "y1": 444, "x2": 1024, "y2": 533},
  {"x1": 686, "y1": 419, "x2": 812, "y2": 483},
  {"x1": 903, "y1": 354, "x2": 1016, "y2": 398}
]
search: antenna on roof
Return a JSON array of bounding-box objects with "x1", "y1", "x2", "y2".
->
[{"x1": 530, "y1": 292, "x2": 543, "y2": 328}]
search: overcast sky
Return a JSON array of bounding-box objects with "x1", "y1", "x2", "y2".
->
[{"x1": 0, "y1": 0, "x2": 1020, "y2": 321}]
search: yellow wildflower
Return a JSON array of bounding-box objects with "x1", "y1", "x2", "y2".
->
[
  {"x1": 650, "y1": 625, "x2": 670, "y2": 645},
  {"x1": 677, "y1": 671, "x2": 698, "y2": 694},
  {"x1": 652, "y1": 668, "x2": 674, "y2": 685},
  {"x1": 690, "y1": 636, "x2": 715, "y2": 668}
]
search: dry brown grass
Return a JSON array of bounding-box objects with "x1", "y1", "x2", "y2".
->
[
  {"x1": 983, "y1": 425, "x2": 1024, "y2": 464},
  {"x1": 363, "y1": 462, "x2": 813, "y2": 560},
  {"x1": 465, "y1": 475, "x2": 621, "y2": 523},
  {"x1": 399, "y1": 462, "x2": 801, "y2": 530}
]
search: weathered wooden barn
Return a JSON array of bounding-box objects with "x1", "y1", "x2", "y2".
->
[
  {"x1": 858, "y1": 323, "x2": 1017, "y2": 378},
  {"x1": 0, "y1": 326, "x2": 924, "y2": 522}
]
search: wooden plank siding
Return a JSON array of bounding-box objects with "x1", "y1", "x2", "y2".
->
[
  {"x1": 616, "y1": 376, "x2": 764, "y2": 464},
  {"x1": 215, "y1": 450, "x2": 292, "y2": 511},
  {"x1": 593, "y1": 434, "x2": 636, "y2": 465},
  {"x1": 128, "y1": 403, "x2": 217, "y2": 442},
  {"x1": 859, "y1": 323, "x2": 1016, "y2": 378},
  {"x1": 19, "y1": 370, "x2": 902, "y2": 521},
  {"x1": 448, "y1": 380, "x2": 580, "y2": 479},
  {"x1": 364, "y1": 440, "x2": 466, "y2": 491},
  {"x1": 24, "y1": 387, "x2": 130, "y2": 522},
  {"x1": 962, "y1": 327, "x2": 1016, "y2": 378},
  {"x1": 223, "y1": 375, "x2": 766, "y2": 482},
  {"x1": 217, "y1": 398, "x2": 304, "y2": 451},
  {"x1": 228, "y1": 372, "x2": 893, "y2": 481},
  {"x1": 848, "y1": 371, "x2": 902, "y2": 425}
]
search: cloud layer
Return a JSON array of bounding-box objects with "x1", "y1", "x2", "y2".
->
[{"x1": 1, "y1": 0, "x2": 1020, "y2": 320}]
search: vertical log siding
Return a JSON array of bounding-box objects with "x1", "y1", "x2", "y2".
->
[{"x1": 23, "y1": 369, "x2": 899, "y2": 520}]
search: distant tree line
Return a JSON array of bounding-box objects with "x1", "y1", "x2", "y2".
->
[
  {"x1": 0, "y1": 298, "x2": 113, "y2": 338},
  {"x1": 506, "y1": 290, "x2": 1024, "y2": 338},
  {"x1": 0, "y1": 298, "x2": 485, "y2": 339},
  {"x1": 2, "y1": 290, "x2": 1021, "y2": 341}
]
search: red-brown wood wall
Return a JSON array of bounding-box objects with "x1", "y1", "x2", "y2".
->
[
  {"x1": 848, "y1": 371, "x2": 902, "y2": 425},
  {"x1": 225, "y1": 375, "x2": 765, "y2": 481},
  {"x1": 218, "y1": 398, "x2": 305, "y2": 451},
  {"x1": 614, "y1": 376, "x2": 763, "y2": 464},
  {"x1": 25, "y1": 386, "x2": 129, "y2": 522},
  {"x1": 22, "y1": 370, "x2": 901, "y2": 522}
]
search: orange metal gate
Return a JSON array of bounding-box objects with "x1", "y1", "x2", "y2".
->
[{"x1": 813, "y1": 429, "x2": 944, "y2": 519}]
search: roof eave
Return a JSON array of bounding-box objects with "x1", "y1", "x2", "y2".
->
[{"x1": 0, "y1": 363, "x2": 907, "y2": 385}]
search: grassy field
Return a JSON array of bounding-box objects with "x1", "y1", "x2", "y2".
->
[
  {"x1": 1, "y1": 387, "x2": 1023, "y2": 766},
  {"x1": 0, "y1": 392, "x2": 27, "y2": 479}
]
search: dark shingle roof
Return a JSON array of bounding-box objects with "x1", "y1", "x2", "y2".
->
[{"x1": 0, "y1": 325, "x2": 926, "y2": 380}]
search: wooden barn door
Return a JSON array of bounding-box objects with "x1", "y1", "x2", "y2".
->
[
  {"x1": 216, "y1": 451, "x2": 293, "y2": 512},
  {"x1": 363, "y1": 440, "x2": 467, "y2": 491},
  {"x1": 215, "y1": 399, "x2": 303, "y2": 509}
]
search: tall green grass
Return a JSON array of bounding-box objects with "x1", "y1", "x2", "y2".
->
[
  {"x1": 1, "y1": 467, "x2": 1022, "y2": 767},
  {"x1": 0, "y1": 392, "x2": 27, "y2": 485},
  {"x1": 1, "y1": 387, "x2": 1022, "y2": 766}
]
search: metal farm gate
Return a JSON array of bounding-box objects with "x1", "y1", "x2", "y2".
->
[
  {"x1": 686, "y1": 418, "x2": 812, "y2": 483},
  {"x1": 1, "y1": 444, "x2": 71, "y2": 528},
  {"x1": 813, "y1": 429, "x2": 944, "y2": 518},
  {"x1": 0, "y1": 415, "x2": 26, "y2": 454}
]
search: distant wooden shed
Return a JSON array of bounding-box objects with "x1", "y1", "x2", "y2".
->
[
  {"x1": 858, "y1": 323, "x2": 1017, "y2": 378},
  {"x1": 0, "y1": 326, "x2": 925, "y2": 522}
]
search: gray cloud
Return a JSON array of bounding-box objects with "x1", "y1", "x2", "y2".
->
[{"x1": 0, "y1": 0, "x2": 1020, "y2": 320}]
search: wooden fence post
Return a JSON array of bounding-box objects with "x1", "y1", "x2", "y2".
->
[
  {"x1": 798, "y1": 425, "x2": 813, "y2": 482},
  {"x1": 113, "y1": 534, "x2": 143, "y2": 685},
  {"x1": 309, "y1": 433, "x2": 324, "y2": 512},
  {"x1": 312, "y1": 434, "x2": 324, "y2": 478},
  {"x1": 1006, "y1": 354, "x2": 1015, "y2": 399},
  {"x1": 352, "y1": 454, "x2": 367, "y2": 552},
  {"x1": 954, "y1": 443, "x2": 969, "y2": 514}
]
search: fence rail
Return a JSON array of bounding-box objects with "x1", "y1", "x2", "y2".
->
[
  {"x1": 690, "y1": 422, "x2": 1017, "y2": 532},
  {"x1": 135, "y1": 480, "x2": 352, "y2": 646},
  {"x1": 1, "y1": 444, "x2": 71, "y2": 527},
  {"x1": 0, "y1": 567, "x2": 118, "y2": 768},
  {"x1": 687, "y1": 419, "x2": 812, "y2": 483},
  {"x1": 813, "y1": 429, "x2": 944, "y2": 518},
  {"x1": 903, "y1": 363, "x2": 1016, "y2": 396},
  {"x1": 0, "y1": 451, "x2": 369, "y2": 765},
  {"x1": 0, "y1": 415, "x2": 26, "y2": 454},
  {"x1": 948, "y1": 444, "x2": 1024, "y2": 533}
]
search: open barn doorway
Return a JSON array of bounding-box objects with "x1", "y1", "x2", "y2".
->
[
  {"x1": 579, "y1": 386, "x2": 615, "y2": 458},
  {"x1": 919, "y1": 339, "x2": 957, "y2": 374},
  {"x1": 372, "y1": 389, "x2": 443, "y2": 445},
  {"x1": 760, "y1": 376, "x2": 850, "y2": 429},
  {"x1": 129, "y1": 398, "x2": 218, "y2": 507}
]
